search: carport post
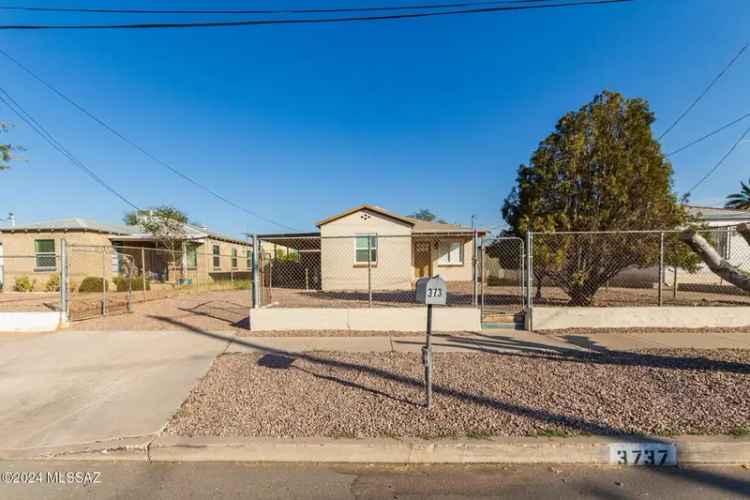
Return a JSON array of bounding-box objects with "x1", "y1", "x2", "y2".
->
[{"x1": 251, "y1": 234, "x2": 260, "y2": 309}]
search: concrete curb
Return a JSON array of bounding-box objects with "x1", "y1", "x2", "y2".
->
[{"x1": 5, "y1": 435, "x2": 749, "y2": 465}]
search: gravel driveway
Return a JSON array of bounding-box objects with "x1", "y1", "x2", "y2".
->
[{"x1": 167, "y1": 349, "x2": 750, "y2": 439}]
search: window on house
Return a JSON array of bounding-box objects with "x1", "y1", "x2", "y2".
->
[
  {"x1": 186, "y1": 245, "x2": 198, "y2": 270},
  {"x1": 111, "y1": 251, "x2": 126, "y2": 274},
  {"x1": 717, "y1": 229, "x2": 732, "y2": 260},
  {"x1": 246, "y1": 249, "x2": 253, "y2": 269},
  {"x1": 438, "y1": 241, "x2": 464, "y2": 265},
  {"x1": 34, "y1": 239, "x2": 56, "y2": 270},
  {"x1": 212, "y1": 245, "x2": 221, "y2": 270},
  {"x1": 231, "y1": 248, "x2": 238, "y2": 269},
  {"x1": 355, "y1": 235, "x2": 377, "y2": 264}
]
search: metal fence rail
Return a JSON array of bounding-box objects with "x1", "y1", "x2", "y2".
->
[
  {"x1": 527, "y1": 227, "x2": 750, "y2": 308},
  {"x1": 258, "y1": 234, "x2": 481, "y2": 308}
]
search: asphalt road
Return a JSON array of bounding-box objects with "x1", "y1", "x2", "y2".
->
[{"x1": 1, "y1": 462, "x2": 749, "y2": 499}]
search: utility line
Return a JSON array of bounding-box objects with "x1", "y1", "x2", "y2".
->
[
  {"x1": 658, "y1": 43, "x2": 748, "y2": 141},
  {"x1": 0, "y1": 48, "x2": 300, "y2": 232},
  {"x1": 0, "y1": 0, "x2": 573, "y2": 15},
  {"x1": 665, "y1": 111, "x2": 750, "y2": 157},
  {"x1": 0, "y1": 85, "x2": 141, "y2": 210},
  {"x1": 0, "y1": 0, "x2": 633, "y2": 30},
  {"x1": 684, "y1": 122, "x2": 750, "y2": 197}
]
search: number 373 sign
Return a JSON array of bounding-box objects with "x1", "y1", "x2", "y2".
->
[{"x1": 609, "y1": 443, "x2": 677, "y2": 466}]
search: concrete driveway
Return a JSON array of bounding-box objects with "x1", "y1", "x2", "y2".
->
[{"x1": 0, "y1": 330, "x2": 229, "y2": 454}]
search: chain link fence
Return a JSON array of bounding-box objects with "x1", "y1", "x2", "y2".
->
[
  {"x1": 66, "y1": 244, "x2": 253, "y2": 321},
  {"x1": 528, "y1": 227, "x2": 750, "y2": 307},
  {"x1": 258, "y1": 234, "x2": 480, "y2": 308},
  {"x1": 0, "y1": 253, "x2": 63, "y2": 313},
  {"x1": 480, "y1": 236, "x2": 525, "y2": 319}
]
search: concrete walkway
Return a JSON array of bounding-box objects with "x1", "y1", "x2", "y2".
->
[
  {"x1": 226, "y1": 329, "x2": 750, "y2": 354},
  {"x1": 0, "y1": 330, "x2": 229, "y2": 452}
]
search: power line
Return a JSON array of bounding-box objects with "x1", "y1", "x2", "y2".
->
[
  {"x1": 658, "y1": 43, "x2": 748, "y2": 141},
  {"x1": 0, "y1": 0, "x2": 633, "y2": 30},
  {"x1": 684, "y1": 122, "x2": 750, "y2": 197},
  {"x1": 0, "y1": 85, "x2": 141, "y2": 210},
  {"x1": 0, "y1": 48, "x2": 301, "y2": 232},
  {"x1": 665, "y1": 111, "x2": 750, "y2": 157},
  {"x1": 0, "y1": 0, "x2": 576, "y2": 15}
]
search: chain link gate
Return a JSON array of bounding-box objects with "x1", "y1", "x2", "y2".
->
[{"x1": 480, "y1": 236, "x2": 525, "y2": 323}]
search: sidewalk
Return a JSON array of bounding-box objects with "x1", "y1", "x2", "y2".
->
[{"x1": 227, "y1": 329, "x2": 750, "y2": 354}]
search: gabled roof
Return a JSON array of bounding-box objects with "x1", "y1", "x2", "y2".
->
[
  {"x1": 316, "y1": 204, "x2": 415, "y2": 228},
  {"x1": 315, "y1": 204, "x2": 484, "y2": 234},
  {"x1": 686, "y1": 205, "x2": 750, "y2": 222}
]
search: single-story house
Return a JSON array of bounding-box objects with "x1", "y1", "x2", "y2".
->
[
  {"x1": 0, "y1": 218, "x2": 253, "y2": 291},
  {"x1": 259, "y1": 204, "x2": 486, "y2": 291}
]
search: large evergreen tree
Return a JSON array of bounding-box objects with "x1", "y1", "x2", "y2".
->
[{"x1": 502, "y1": 91, "x2": 691, "y2": 305}]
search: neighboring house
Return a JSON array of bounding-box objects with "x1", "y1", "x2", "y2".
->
[
  {"x1": 613, "y1": 205, "x2": 750, "y2": 289},
  {"x1": 260, "y1": 204, "x2": 485, "y2": 291},
  {"x1": 668, "y1": 205, "x2": 750, "y2": 288},
  {"x1": 0, "y1": 218, "x2": 252, "y2": 291}
]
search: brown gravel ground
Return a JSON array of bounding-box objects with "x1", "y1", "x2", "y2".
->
[{"x1": 167, "y1": 349, "x2": 750, "y2": 439}]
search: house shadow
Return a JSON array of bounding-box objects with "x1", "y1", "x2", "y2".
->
[{"x1": 148, "y1": 314, "x2": 750, "y2": 496}]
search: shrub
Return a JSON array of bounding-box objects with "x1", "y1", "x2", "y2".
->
[
  {"x1": 45, "y1": 273, "x2": 60, "y2": 292},
  {"x1": 113, "y1": 276, "x2": 150, "y2": 292},
  {"x1": 13, "y1": 275, "x2": 34, "y2": 292},
  {"x1": 78, "y1": 277, "x2": 109, "y2": 293}
]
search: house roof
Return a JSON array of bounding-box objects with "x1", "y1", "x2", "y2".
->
[
  {"x1": 315, "y1": 204, "x2": 484, "y2": 235},
  {"x1": 685, "y1": 205, "x2": 750, "y2": 222},
  {"x1": 316, "y1": 204, "x2": 415, "y2": 228},
  {"x1": 0, "y1": 217, "x2": 250, "y2": 245}
]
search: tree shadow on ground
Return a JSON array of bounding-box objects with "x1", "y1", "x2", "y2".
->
[
  {"x1": 176, "y1": 300, "x2": 250, "y2": 329},
  {"x1": 394, "y1": 332, "x2": 750, "y2": 375},
  {"x1": 148, "y1": 315, "x2": 750, "y2": 497}
]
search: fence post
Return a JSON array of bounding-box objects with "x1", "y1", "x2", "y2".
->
[
  {"x1": 252, "y1": 234, "x2": 259, "y2": 309},
  {"x1": 305, "y1": 268, "x2": 309, "y2": 290},
  {"x1": 127, "y1": 256, "x2": 133, "y2": 313},
  {"x1": 525, "y1": 231, "x2": 534, "y2": 331},
  {"x1": 141, "y1": 247, "x2": 147, "y2": 303},
  {"x1": 367, "y1": 236, "x2": 373, "y2": 308},
  {"x1": 673, "y1": 265, "x2": 678, "y2": 299},
  {"x1": 101, "y1": 247, "x2": 107, "y2": 316},
  {"x1": 519, "y1": 237, "x2": 525, "y2": 311},
  {"x1": 658, "y1": 231, "x2": 665, "y2": 307},
  {"x1": 479, "y1": 237, "x2": 485, "y2": 319},
  {"x1": 60, "y1": 239, "x2": 69, "y2": 321},
  {"x1": 472, "y1": 230, "x2": 478, "y2": 307}
]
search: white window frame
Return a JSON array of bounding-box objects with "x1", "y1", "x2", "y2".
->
[
  {"x1": 34, "y1": 239, "x2": 57, "y2": 271},
  {"x1": 437, "y1": 240, "x2": 464, "y2": 266},
  {"x1": 186, "y1": 244, "x2": 198, "y2": 270},
  {"x1": 212, "y1": 245, "x2": 221, "y2": 270},
  {"x1": 354, "y1": 234, "x2": 378, "y2": 265},
  {"x1": 231, "y1": 247, "x2": 239, "y2": 270}
]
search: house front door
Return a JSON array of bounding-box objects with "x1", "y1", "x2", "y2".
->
[{"x1": 414, "y1": 241, "x2": 431, "y2": 278}]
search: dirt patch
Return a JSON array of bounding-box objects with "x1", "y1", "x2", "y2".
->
[
  {"x1": 70, "y1": 289, "x2": 251, "y2": 331},
  {"x1": 0, "y1": 292, "x2": 60, "y2": 312},
  {"x1": 167, "y1": 349, "x2": 750, "y2": 439}
]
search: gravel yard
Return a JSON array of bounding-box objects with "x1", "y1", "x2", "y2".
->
[{"x1": 168, "y1": 349, "x2": 750, "y2": 439}]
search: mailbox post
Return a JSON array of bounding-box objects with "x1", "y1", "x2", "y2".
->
[{"x1": 415, "y1": 275, "x2": 447, "y2": 409}]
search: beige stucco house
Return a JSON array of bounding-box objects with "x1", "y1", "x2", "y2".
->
[
  {"x1": 260, "y1": 204, "x2": 485, "y2": 292},
  {"x1": 0, "y1": 218, "x2": 252, "y2": 291}
]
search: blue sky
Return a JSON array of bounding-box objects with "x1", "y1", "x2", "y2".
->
[{"x1": 1, "y1": 0, "x2": 749, "y2": 236}]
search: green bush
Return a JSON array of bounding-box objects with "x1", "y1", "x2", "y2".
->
[
  {"x1": 45, "y1": 273, "x2": 60, "y2": 292},
  {"x1": 113, "y1": 276, "x2": 150, "y2": 292},
  {"x1": 13, "y1": 275, "x2": 34, "y2": 292},
  {"x1": 78, "y1": 277, "x2": 109, "y2": 293}
]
